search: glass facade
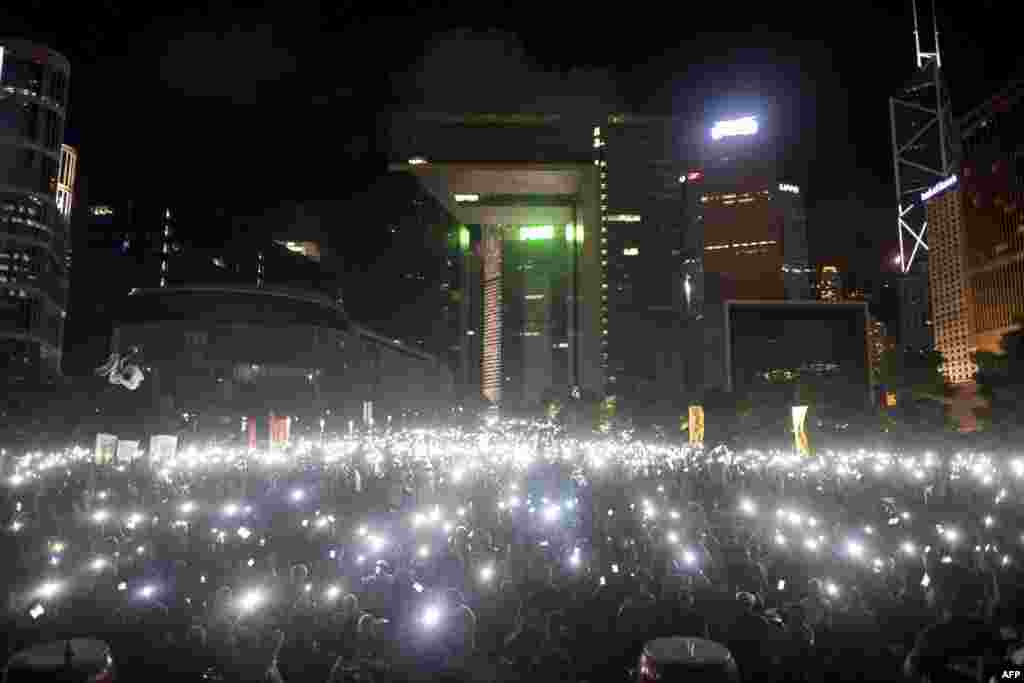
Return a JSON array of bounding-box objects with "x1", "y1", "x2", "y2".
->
[
  {"x1": 0, "y1": 41, "x2": 71, "y2": 382},
  {"x1": 470, "y1": 221, "x2": 583, "y2": 411}
]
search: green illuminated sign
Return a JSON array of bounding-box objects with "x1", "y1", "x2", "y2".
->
[
  {"x1": 565, "y1": 224, "x2": 584, "y2": 242},
  {"x1": 459, "y1": 226, "x2": 470, "y2": 251},
  {"x1": 519, "y1": 225, "x2": 555, "y2": 241}
]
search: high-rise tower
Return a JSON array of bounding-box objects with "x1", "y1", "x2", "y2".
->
[{"x1": 0, "y1": 40, "x2": 72, "y2": 383}]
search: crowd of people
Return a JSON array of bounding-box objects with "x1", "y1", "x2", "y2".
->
[{"x1": 2, "y1": 422, "x2": 1024, "y2": 682}]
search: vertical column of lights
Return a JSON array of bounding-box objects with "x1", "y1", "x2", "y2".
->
[
  {"x1": 159, "y1": 209, "x2": 171, "y2": 288},
  {"x1": 57, "y1": 145, "x2": 76, "y2": 276},
  {"x1": 594, "y1": 124, "x2": 609, "y2": 370},
  {"x1": 481, "y1": 227, "x2": 503, "y2": 405},
  {"x1": 257, "y1": 251, "x2": 264, "y2": 288},
  {"x1": 55, "y1": 145, "x2": 76, "y2": 221}
]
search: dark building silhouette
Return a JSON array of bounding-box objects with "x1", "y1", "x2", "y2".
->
[{"x1": 0, "y1": 40, "x2": 72, "y2": 384}]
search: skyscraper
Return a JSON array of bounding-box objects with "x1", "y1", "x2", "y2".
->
[
  {"x1": 0, "y1": 40, "x2": 72, "y2": 383},
  {"x1": 924, "y1": 80, "x2": 1024, "y2": 386},
  {"x1": 593, "y1": 116, "x2": 692, "y2": 400},
  {"x1": 680, "y1": 114, "x2": 812, "y2": 392}
]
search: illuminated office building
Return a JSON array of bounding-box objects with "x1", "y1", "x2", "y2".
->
[
  {"x1": 0, "y1": 40, "x2": 72, "y2": 383},
  {"x1": 594, "y1": 116, "x2": 693, "y2": 399},
  {"x1": 925, "y1": 81, "x2": 1024, "y2": 387},
  {"x1": 390, "y1": 112, "x2": 696, "y2": 409},
  {"x1": 680, "y1": 114, "x2": 812, "y2": 391},
  {"x1": 392, "y1": 157, "x2": 603, "y2": 412}
]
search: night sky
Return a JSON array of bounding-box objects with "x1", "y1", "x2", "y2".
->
[{"x1": 7, "y1": 0, "x2": 1023, "y2": 278}]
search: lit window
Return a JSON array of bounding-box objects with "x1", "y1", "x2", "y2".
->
[
  {"x1": 454, "y1": 194, "x2": 479, "y2": 203},
  {"x1": 519, "y1": 225, "x2": 555, "y2": 241},
  {"x1": 623, "y1": 248, "x2": 639, "y2": 256},
  {"x1": 606, "y1": 214, "x2": 641, "y2": 223}
]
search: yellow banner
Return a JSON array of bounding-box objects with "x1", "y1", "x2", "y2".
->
[
  {"x1": 688, "y1": 405, "x2": 705, "y2": 445},
  {"x1": 792, "y1": 405, "x2": 810, "y2": 456},
  {"x1": 95, "y1": 433, "x2": 117, "y2": 465}
]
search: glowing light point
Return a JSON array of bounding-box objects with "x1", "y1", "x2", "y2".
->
[
  {"x1": 711, "y1": 116, "x2": 758, "y2": 140},
  {"x1": 480, "y1": 566, "x2": 495, "y2": 582},
  {"x1": 422, "y1": 606, "x2": 442, "y2": 628},
  {"x1": 36, "y1": 582, "x2": 62, "y2": 599},
  {"x1": 238, "y1": 589, "x2": 265, "y2": 612}
]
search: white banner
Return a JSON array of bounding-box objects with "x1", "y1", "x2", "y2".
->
[
  {"x1": 116, "y1": 440, "x2": 140, "y2": 463},
  {"x1": 149, "y1": 435, "x2": 178, "y2": 462}
]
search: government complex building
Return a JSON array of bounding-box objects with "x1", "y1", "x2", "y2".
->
[
  {"x1": 389, "y1": 110, "x2": 862, "y2": 414},
  {"x1": 390, "y1": 112, "x2": 700, "y2": 413}
]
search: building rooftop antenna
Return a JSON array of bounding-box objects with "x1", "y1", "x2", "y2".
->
[
  {"x1": 890, "y1": 0, "x2": 956, "y2": 273},
  {"x1": 913, "y1": 0, "x2": 942, "y2": 68}
]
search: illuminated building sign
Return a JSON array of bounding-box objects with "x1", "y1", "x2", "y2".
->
[
  {"x1": 454, "y1": 194, "x2": 479, "y2": 203},
  {"x1": 622, "y1": 247, "x2": 639, "y2": 256},
  {"x1": 0, "y1": 46, "x2": 5, "y2": 82},
  {"x1": 407, "y1": 157, "x2": 428, "y2": 165},
  {"x1": 920, "y1": 174, "x2": 958, "y2": 201},
  {"x1": 688, "y1": 171, "x2": 703, "y2": 181},
  {"x1": 606, "y1": 214, "x2": 641, "y2": 223},
  {"x1": 711, "y1": 116, "x2": 758, "y2": 140},
  {"x1": 519, "y1": 225, "x2": 554, "y2": 241},
  {"x1": 91, "y1": 205, "x2": 114, "y2": 217},
  {"x1": 458, "y1": 226, "x2": 470, "y2": 251},
  {"x1": 778, "y1": 183, "x2": 800, "y2": 194}
]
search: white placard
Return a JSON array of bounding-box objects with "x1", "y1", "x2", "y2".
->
[
  {"x1": 116, "y1": 440, "x2": 139, "y2": 462},
  {"x1": 149, "y1": 435, "x2": 178, "y2": 462}
]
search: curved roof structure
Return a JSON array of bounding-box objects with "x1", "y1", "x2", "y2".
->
[{"x1": 118, "y1": 286, "x2": 351, "y2": 331}]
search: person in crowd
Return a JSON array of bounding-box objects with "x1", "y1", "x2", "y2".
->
[
  {"x1": 903, "y1": 564, "x2": 1008, "y2": 683},
  {"x1": 4, "y1": 427, "x2": 1024, "y2": 683}
]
